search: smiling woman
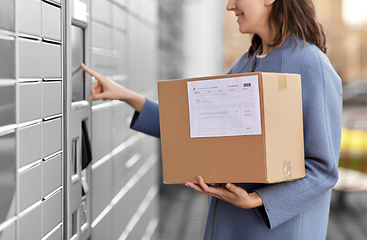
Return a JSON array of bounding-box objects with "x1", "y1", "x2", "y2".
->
[
  {"x1": 82, "y1": 0, "x2": 343, "y2": 239},
  {"x1": 227, "y1": 0, "x2": 275, "y2": 54}
]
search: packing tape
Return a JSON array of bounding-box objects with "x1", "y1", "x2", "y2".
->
[
  {"x1": 278, "y1": 74, "x2": 287, "y2": 91},
  {"x1": 283, "y1": 161, "x2": 292, "y2": 181}
]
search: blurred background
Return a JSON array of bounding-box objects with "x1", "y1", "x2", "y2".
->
[{"x1": 0, "y1": 0, "x2": 367, "y2": 239}]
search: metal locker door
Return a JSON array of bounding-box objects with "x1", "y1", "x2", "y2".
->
[{"x1": 63, "y1": 0, "x2": 92, "y2": 239}]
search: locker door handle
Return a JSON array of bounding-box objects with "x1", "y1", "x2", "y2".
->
[{"x1": 81, "y1": 121, "x2": 92, "y2": 169}]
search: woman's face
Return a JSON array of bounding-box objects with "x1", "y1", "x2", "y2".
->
[{"x1": 227, "y1": 0, "x2": 273, "y2": 36}]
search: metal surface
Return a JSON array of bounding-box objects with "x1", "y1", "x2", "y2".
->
[
  {"x1": 0, "y1": 0, "x2": 15, "y2": 32},
  {"x1": 0, "y1": 221, "x2": 15, "y2": 239},
  {"x1": 18, "y1": 82, "x2": 42, "y2": 123},
  {"x1": 18, "y1": 203, "x2": 42, "y2": 240},
  {"x1": 0, "y1": 132, "x2": 16, "y2": 224},
  {"x1": 42, "y1": 190, "x2": 62, "y2": 236},
  {"x1": 18, "y1": 38, "x2": 42, "y2": 78},
  {"x1": 18, "y1": 123, "x2": 42, "y2": 168},
  {"x1": 43, "y1": 118, "x2": 62, "y2": 158},
  {"x1": 42, "y1": 81, "x2": 62, "y2": 118},
  {"x1": 64, "y1": 1, "x2": 93, "y2": 239},
  {"x1": 18, "y1": 0, "x2": 42, "y2": 36},
  {"x1": 42, "y1": 42, "x2": 62, "y2": 78},
  {"x1": 42, "y1": 154, "x2": 62, "y2": 196},
  {"x1": 0, "y1": 0, "x2": 160, "y2": 239},
  {"x1": 42, "y1": 2, "x2": 61, "y2": 41},
  {"x1": 0, "y1": 38, "x2": 15, "y2": 79},
  {"x1": 18, "y1": 164, "x2": 42, "y2": 212},
  {"x1": 0, "y1": 85, "x2": 15, "y2": 128}
]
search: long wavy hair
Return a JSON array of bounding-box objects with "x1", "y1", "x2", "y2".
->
[{"x1": 248, "y1": 0, "x2": 327, "y2": 56}]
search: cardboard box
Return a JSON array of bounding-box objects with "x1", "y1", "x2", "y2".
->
[{"x1": 158, "y1": 72, "x2": 305, "y2": 184}]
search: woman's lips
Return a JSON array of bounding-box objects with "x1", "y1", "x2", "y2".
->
[{"x1": 236, "y1": 14, "x2": 243, "y2": 22}]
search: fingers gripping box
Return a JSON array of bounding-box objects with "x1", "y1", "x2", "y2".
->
[{"x1": 158, "y1": 72, "x2": 305, "y2": 184}]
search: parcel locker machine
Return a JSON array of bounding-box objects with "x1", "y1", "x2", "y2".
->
[{"x1": 64, "y1": 0, "x2": 92, "y2": 239}]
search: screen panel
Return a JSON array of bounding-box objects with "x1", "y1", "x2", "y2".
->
[{"x1": 71, "y1": 25, "x2": 85, "y2": 102}]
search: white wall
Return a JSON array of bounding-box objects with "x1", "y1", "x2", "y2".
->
[{"x1": 182, "y1": 0, "x2": 224, "y2": 78}]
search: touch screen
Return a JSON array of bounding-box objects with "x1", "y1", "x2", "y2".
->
[{"x1": 71, "y1": 25, "x2": 85, "y2": 102}]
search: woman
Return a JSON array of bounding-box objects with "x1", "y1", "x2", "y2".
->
[{"x1": 82, "y1": 0, "x2": 342, "y2": 239}]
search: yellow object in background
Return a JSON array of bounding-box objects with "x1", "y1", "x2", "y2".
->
[{"x1": 340, "y1": 127, "x2": 367, "y2": 155}]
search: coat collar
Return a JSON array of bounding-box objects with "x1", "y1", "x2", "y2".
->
[{"x1": 230, "y1": 34, "x2": 301, "y2": 74}]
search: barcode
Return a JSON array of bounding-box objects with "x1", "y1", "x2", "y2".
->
[{"x1": 244, "y1": 83, "x2": 251, "y2": 87}]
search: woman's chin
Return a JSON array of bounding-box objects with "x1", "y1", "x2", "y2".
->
[{"x1": 238, "y1": 27, "x2": 248, "y2": 34}]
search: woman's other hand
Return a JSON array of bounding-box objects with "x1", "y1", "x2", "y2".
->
[
  {"x1": 185, "y1": 176, "x2": 263, "y2": 209},
  {"x1": 81, "y1": 64, "x2": 146, "y2": 112}
]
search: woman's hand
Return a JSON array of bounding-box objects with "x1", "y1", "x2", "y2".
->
[
  {"x1": 81, "y1": 64, "x2": 146, "y2": 112},
  {"x1": 185, "y1": 176, "x2": 263, "y2": 209}
]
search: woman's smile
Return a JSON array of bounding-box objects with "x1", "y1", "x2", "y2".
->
[{"x1": 236, "y1": 13, "x2": 244, "y2": 22}]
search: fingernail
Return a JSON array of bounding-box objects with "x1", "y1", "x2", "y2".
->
[{"x1": 227, "y1": 183, "x2": 232, "y2": 188}]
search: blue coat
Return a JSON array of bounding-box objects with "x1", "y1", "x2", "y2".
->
[{"x1": 131, "y1": 35, "x2": 343, "y2": 240}]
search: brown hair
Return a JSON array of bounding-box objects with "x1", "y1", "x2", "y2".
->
[{"x1": 248, "y1": 0, "x2": 327, "y2": 56}]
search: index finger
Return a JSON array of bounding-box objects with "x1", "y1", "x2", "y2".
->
[{"x1": 81, "y1": 64, "x2": 105, "y2": 82}]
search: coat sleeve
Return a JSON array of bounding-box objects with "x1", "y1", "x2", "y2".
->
[
  {"x1": 130, "y1": 98, "x2": 161, "y2": 138},
  {"x1": 254, "y1": 50, "x2": 343, "y2": 229}
]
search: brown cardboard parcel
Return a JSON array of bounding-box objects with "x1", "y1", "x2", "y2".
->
[{"x1": 158, "y1": 72, "x2": 305, "y2": 184}]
